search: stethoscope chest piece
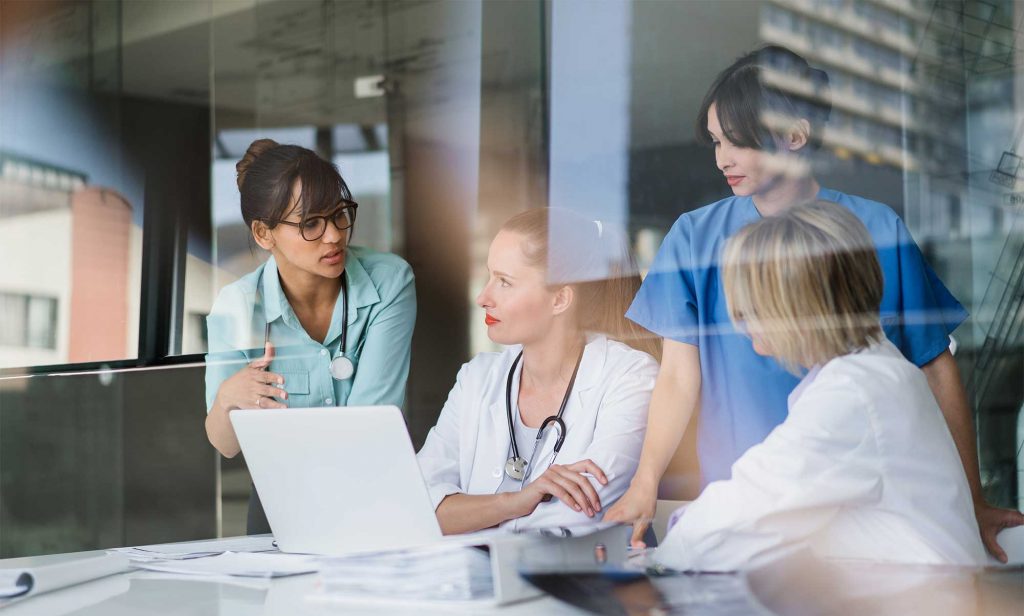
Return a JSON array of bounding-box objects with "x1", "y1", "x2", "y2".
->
[
  {"x1": 257, "y1": 269, "x2": 356, "y2": 383},
  {"x1": 505, "y1": 456, "x2": 527, "y2": 481},
  {"x1": 329, "y1": 354, "x2": 355, "y2": 381}
]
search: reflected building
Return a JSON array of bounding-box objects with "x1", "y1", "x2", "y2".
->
[
  {"x1": 760, "y1": 0, "x2": 1016, "y2": 242},
  {"x1": 623, "y1": 0, "x2": 1024, "y2": 503},
  {"x1": 762, "y1": 1, "x2": 1024, "y2": 508},
  {"x1": 0, "y1": 153, "x2": 144, "y2": 368}
]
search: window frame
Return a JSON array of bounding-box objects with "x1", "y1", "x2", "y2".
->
[{"x1": 0, "y1": 143, "x2": 202, "y2": 377}]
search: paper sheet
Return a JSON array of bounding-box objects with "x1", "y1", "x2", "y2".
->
[
  {"x1": 110, "y1": 536, "x2": 276, "y2": 562},
  {"x1": 317, "y1": 544, "x2": 493, "y2": 602},
  {"x1": 135, "y1": 552, "x2": 317, "y2": 578}
]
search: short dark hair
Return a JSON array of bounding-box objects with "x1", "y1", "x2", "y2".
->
[
  {"x1": 235, "y1": 138, "x2": 353, "y2": 230},
  {"x1": 696, "y1": 46, "x2": 832, "y2": 152}
]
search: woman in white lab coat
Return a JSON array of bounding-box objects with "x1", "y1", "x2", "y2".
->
[
  {"x1": 655, "y1": 200, "x2": 987, "y2": 571},
  {"x1": 417, "y1": 208, "x2": 660, "y2": 534}
]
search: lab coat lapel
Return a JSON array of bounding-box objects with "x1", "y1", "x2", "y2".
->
[
  {"x1": 522, "y1": 336, "x2": 607, "y2": 481},
  {"x1": 470, "y1": 399, "x2": 511, "y2": 493},
  {"x1": 560, "y1": 335, "x2": 604, "y2": 437},
  {"x1": 468, "y1": 354, "x2": 520, "y2": 495}
]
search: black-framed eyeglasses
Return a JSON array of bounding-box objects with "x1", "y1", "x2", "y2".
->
[{"x1": 271, "y1": 201, "x2": 358, "y2": 241}]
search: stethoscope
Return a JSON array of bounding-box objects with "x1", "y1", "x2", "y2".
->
[
  {"x1": 503, "y1": 347, "x2": 585, "y2": 482},
  {"x1": 257, "y1": 270, "x2": 354, "y2": 381}
]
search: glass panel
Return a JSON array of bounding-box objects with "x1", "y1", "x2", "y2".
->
[
  {"x1": 199, "y1": 0, "x2": 397, "y2": 536},
  {"x1": 182, "y1": 2, "x2": 394, "y2": 359},
  {"x1": 549, "y1": 0, "x2": 1023, "y2": 508},
  {"x1": 0, "y1": 293, "x2": 27, "y2": 349},
  {"x1": 959, "y1": 1, "x2": 1024, "y2": 511},
  {"x1": 0, "y1": 0, "x2": 143, "y2": 369},
  {"x1": 0, "y1": 0, "x2": 216, "y2": 557},
  {"x1": 26, "y1": 295, "x2": 58, "y2": 349},
  {"x1": 3, "y1": 0, "x2": 1020, "y2": 561}
]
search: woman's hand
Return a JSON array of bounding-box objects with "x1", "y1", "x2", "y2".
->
[
  {"x1": 520, "y1": 459, "x2": 608, "y2": 518},
  {"x1": 213, "y1": 342, "x2": 288, "y2": 413},
  {"x1": 975, "y1": 500, "x2": 1024, "y2": 563},
  {"x1": 207, "y1": 343, "x2": 288, "y2": 458},
  {"x1": 604, "y1": 481, "x2": 657, "y2": 548}
]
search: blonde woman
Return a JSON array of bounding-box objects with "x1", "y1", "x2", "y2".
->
[
  {"x1": 416, "y1": 208, "x2": 660, "y2": 534},
  {"x1": 655, "y1": 201, "x2": 986, "y2": 571}
]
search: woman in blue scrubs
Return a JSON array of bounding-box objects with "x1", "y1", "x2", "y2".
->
[
  {"x1": 604, "y1": 46, "x2": 1024, "y2": 560},
  {"x1": 203, "y1": 139, "x2": 416, "y2": 534}
]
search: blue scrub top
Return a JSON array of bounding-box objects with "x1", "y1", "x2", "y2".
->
[
  {"x1": 204, "y1": 246, "x2": 417, "y2": 411},
  {"x1": 627, "y1": 187, "x2": 967, "y2": 485}
]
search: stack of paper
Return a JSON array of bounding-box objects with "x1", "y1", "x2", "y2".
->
[
  {"x1": 317, "y1": 545, "x2": 494, "y2": 602},
  {"x1": 110, "y1": 536, "x2": 276, "y2": 563},
  {"x1": 135, "y1": 552, "x2": 317, "y2": 579}
]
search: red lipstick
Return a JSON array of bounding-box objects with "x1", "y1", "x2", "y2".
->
[{"x1": 485, "y1": 314, "x2": 500, "y2": 326}]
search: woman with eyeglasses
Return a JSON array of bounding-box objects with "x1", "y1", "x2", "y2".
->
[{"x1": 204, "y1": 139, "x2": 416, "y2": 534}]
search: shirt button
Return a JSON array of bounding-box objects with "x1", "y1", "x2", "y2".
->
[
  {"x1": 492, "y1": 467, "x2": 502, "y2": 478},
  {"x1": 320, "y1": 349, "x2": 328, "y2": 356},
  {"x1": 325, "y1": 398, "x2": 333, "y2": 405}
]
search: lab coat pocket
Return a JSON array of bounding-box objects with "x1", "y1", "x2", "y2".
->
[{"x1": 279, "y1": 372, "x2": 310, "y2": 396}]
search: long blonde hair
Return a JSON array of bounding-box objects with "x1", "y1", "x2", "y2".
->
[
  {"x1": 722, "y1": 200, "x2": 883, "y2": 374},
  {"x1": 500, "y1": 208, "x2": 661, "y2": 360}
]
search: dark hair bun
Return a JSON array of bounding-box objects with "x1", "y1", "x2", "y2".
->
[{"x1": 236, "y1": 138, "x2": 280, "y2": 190}]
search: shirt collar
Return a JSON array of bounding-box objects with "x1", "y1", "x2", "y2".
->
[
  {"x1": 744, "y1": 186, "x2": 834, "y2": 220},
  {"x1": 343, "y1": 249, "x2": 381, "y2": 310},
  {"x1": 259, "y1": 250, "x2": 381, "y2": 327},
  {"x1": 259, "y1": 256, "x2": 286, "y2": 324}
]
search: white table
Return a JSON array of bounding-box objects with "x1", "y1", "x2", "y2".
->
[
  {"x1": 0, "y1": 539, "x2": 586, "y2": 615},
  {"x1": 3, "y1": 538, "x2": 1022, "y2": 615}
]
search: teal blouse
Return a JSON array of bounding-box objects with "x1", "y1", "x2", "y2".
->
[{"x1": 204, "y1": 246, "x2": 416, "y2": 411}]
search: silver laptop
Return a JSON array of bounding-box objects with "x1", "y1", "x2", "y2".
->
[{"x1": 229, "y1": 406, "x2": 443, "y2": 556}]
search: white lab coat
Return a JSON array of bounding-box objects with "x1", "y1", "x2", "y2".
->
[
  {"x1": 656, "y1": 339, "x2": 987, "y2": 571},
  {"x1": 416, "y1": 335, "x2": 658, "y2": 530}
]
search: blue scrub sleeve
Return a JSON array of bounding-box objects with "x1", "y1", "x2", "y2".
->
[
  {"x1": 886, "y1": 218, "x2": 968, "y2": 367},
  {"x1": 627, "y1": 219, "x2": 701, "y2": 346}
]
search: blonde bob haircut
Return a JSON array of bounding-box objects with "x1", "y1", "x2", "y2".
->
[{"x1": 722, "y1": 200, "x2": 884, "y2": 375}]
